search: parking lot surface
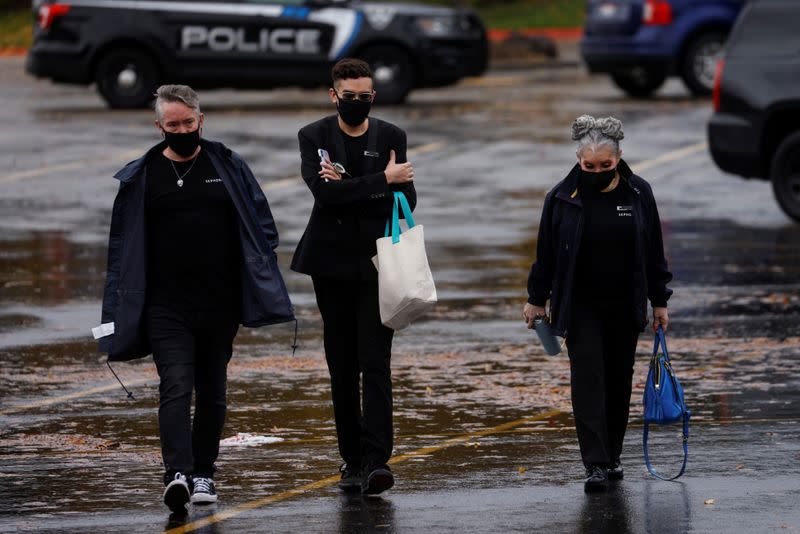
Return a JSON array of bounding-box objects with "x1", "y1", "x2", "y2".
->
[{"x1": 1, "y1": 55, "x2": 799, "y2": 533}]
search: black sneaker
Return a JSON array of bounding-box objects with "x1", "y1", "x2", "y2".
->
[
  {"x1": 163, "y1": 472, "x2": 191, "y2": 512},
  {"x1": 584, "y1": 465, "x2": 609, "y2": 493},
  {"x1": 608, "y1": 461, "x2": 624, "y2": 481},
  {"x1": 338, "y1": 463, "x2": 362, "y2": 492},
  {"x1": 361, "y1": 465, "x2": 394, "y2": 495},
  {"x1": 191, "y1": 476, "x2": 218, "y2": 504}
]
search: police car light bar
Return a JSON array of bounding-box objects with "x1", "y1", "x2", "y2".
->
[{"x1": 38, "y1": 3, "x2": 71, "y2": 30}]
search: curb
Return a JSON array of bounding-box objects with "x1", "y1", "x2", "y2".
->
[
  {"x1": 0, "y1": 47, "x2": 27, "y2": 57},
  {"x1": 488, "y1": 27, "x2": 583, "y2": 42}
]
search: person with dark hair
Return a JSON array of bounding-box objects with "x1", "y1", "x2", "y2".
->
[
  {"x1": 98, "y1": 84, "x2": 294, "y2": 513},
  {"x1": 523, "y1": 115, "x2": 673, "y2": 492},
  {"x1": 292, "y1": 58, "x2": 416, "y2": 495}
]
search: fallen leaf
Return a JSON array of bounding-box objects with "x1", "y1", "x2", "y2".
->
[
  {"x1": 735, "y1": 464, "x2": 745, "y2": 470},
  {"x1": 425, "y1": 386, "x2": 434, "y2": 396},
  {"x1": 484, "y1": 363, "x2": 493, "y2": 373},
  {"x1": 704, "y1": 499, "x2": 715, "y2": 505},
  {"x1": 518, "y1": 467, "x2": 528, "y2": 475}
]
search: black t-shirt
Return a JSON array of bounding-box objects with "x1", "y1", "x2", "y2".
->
[
  {"x1": 574, "y1": 184, "x2": 635, "y2": 304},
  {"x1": 145, "y1": 150, "x2": 242, "y2": 312},
  {"x1": 342, "y1": 130, "x2": 368, "y2": 178}
]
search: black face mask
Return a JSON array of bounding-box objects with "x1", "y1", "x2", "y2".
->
[
  {"x1": 337, "y1": 98, "x2": 371, "y2": 127},
  {"x1": 578, "y1": 168, "x2": 617, "y2": 195},
  {"x1": 163, "y1": 128, "x2": 200, "y2": 158}
]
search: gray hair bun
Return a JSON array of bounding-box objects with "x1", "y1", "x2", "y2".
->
[
  {"x1": 571, "y1": 115, "x2": 597, "y2": 141},
  {"x1": 596, "y1": 117, "x2": 625, "y2": 141},
  {"x1": 571, "y1": 115, "x2": 625, "y2": 141}
]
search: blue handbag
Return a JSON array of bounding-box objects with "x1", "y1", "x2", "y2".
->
[{"x1": 643, "y1": 326, "x2": 690, "y2": 480}]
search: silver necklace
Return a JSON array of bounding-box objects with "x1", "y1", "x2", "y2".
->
[{"x1": 169, "y1": 155, "x2": 199, "y2": 188}]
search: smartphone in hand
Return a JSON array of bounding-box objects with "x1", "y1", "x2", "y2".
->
[{"x1": 317, "y1": 148, "x2": 331, "y2": 182}]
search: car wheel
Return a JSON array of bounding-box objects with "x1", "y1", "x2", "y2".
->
[
  {"x1": 771, "y1": 131, "x2": 800, "y2": 223},
  {"x1": 359, "y1": 45, "x2": 414, "y2": 105},
  {"x1": 95, "y1": 48, "x2": 159, "y2": 109},
  {"x1": 610, "y1": 68, "x2": 667, "y2": 98},
  {"x1": 681, "y1": 32, "x2": 726, "y2": 97}
]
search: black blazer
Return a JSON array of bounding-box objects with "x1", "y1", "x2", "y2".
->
[{"x1": 291, "y1": 115, "x2": 417, "y2": 281}]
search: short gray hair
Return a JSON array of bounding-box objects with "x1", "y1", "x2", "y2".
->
[
  {"x1": 154, "y1": 84, "x2": 201, "y2": 121},
  {"x1": 571, "y1": 115, "x2": 624, "y2": 156}
]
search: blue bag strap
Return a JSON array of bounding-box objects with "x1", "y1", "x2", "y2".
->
[
  {"x1": 395, "y1": 191, "x2": 416, "y2": 228},
  {"x1": 643, "y1": 326, "x2": 689, "y2": 481},
  {"x1": 643, "y1": 410, "x2": 690, "y2": 481},
  {"x1": 654, "y1": 325, "x2": 670, "y2": 362},
  {"x1": 384, "y1": 192, "x2": 416, "y2": 244}
]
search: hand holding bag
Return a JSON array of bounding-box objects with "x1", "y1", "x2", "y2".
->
[
  {"x1": 643, "y1": 326, "x2": 690, "y2": 480},
  {"x1": 372, "y1": 192, "x2": 437, "y2": 330}
]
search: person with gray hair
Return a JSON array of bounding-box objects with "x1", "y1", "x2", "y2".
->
[
  {"x1": 523, "y1": 114, "x2": 673, "y2": 492},
  {"x1": 98, "y1": 84, "x2": 294, "y2": 513}
]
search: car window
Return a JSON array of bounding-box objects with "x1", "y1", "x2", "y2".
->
[{"x1": 726, "y1": 1, "x2": 800, "y2": 58}]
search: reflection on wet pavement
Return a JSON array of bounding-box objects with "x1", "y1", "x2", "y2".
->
[{"x1": 1, "y1": 56, "x2": 799, "y2": 532}]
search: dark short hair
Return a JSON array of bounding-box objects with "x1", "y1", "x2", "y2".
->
[{"x1": 332, "y1": 58, "x2": 373, "y2": 87}]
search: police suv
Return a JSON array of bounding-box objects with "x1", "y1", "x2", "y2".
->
[{"x1": 26, "y1": 0, "x2": 488, "y2": 108}]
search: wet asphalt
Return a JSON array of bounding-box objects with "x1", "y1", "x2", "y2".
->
[{"x1": 1, "y1": 50, "x2": 799, "y2": 533}]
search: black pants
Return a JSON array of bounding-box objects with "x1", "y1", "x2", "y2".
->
[
  {"x1": 567, "y1": 301, "x2": 639, "y2": 470},
  {"x1": 146, "y1": 304, "x2": 239, "y2": 485},
  {"x1": 312, "y1": 277, "x2": 395, "y2": 469}
]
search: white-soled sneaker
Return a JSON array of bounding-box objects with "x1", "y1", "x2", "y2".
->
[
  {"x1": 191, "y1": 476, "x2": 218, "y2": 504},
  {"x1": 163, "y1": 472, "x2": 191, "y2": 512}
]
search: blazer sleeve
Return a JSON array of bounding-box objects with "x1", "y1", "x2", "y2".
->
[
  {"x1": 644, "y1": 184, "x2": 673, "y2": 307},
  {"x1": 527, "y1": 191, "x2": 556, "y2": 306},
  {"x1": 362, "y1": 127, "x2": 417, "y2": 217},
  {"x1": 238, "y1": 154, "x2": 279, "y2": 251},
  {"x1": 299, "y1": 127, "x2": 390, "y2": 207}
]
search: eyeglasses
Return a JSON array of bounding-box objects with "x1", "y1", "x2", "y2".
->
[{"x1": 334, "y1": 90, "x2": 375, "y2": 103}]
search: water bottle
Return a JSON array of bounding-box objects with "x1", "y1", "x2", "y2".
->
[{"x1": 534, "y1": 316, "x2": 562, "y2": 356}]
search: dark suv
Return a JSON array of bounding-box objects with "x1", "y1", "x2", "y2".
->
[
  {"x1": 708, "y1": 0, "x2": 800, "y2": 222},
  {"x1": 26, "y1": 0, "x2": 488, "y2": 108},
  {"x1": 581, "y1": 0, "x2": 744, "y2": 98}
]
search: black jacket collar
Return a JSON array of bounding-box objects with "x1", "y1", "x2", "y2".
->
[{"x1": 113, "y1": 138, "x2": 232, "y2": 183}]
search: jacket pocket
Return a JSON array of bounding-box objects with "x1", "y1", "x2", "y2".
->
[{"x1": 109, "y1": 289, "x2": 148, "y2": 360}]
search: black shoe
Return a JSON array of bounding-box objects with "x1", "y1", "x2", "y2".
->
[
  {"x1": 608, "y1": 461, "x2": 624, "y2": 481},
  {"x1": 361, "y1": 465, "x2": 394, "y2": 495},
  {"x1": 191, "y1": 476, "x2": 218, "y2": 504},
  {"x1": 584, "y1": 465, "x2": 609, "y2": 493},
  {"x1": 338, "y1": 463, "x2": 362, "y2": 492},
  {"x1": 163, "y1": 472, "x2": 191, "y2": 512}
]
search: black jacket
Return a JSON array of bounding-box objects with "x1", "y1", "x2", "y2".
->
[
  {"x1": 527, "y1": 160, "x2": 673, "y2": 337},
  {"x1": 99, "y1": 139, "x2": 295, "y2": 362},
  {"x1": 291, "y1": 115, "x2": 417, "y2": 281}
]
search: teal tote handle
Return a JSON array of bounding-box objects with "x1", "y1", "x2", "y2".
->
[{"x1": 384, "y1": 192, "x2": 416, "y2": 244}]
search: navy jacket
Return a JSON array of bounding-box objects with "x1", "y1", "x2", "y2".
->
[
  {"x1": 291, "y1": 115, "x2": 416, "y2": 281},
  {"x1": 527, "y1": 160, "x2": 673, "y2": 337},
  {"x1": 99, "y1": 139, "x2": 295, "y2": 362}
]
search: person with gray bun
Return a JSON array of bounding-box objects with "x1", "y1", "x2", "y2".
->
[{"x1": 522, "y1": 115, "x2": 673, "y2": 492}]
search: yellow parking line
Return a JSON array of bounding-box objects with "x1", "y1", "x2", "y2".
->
[
  {"x1": 633, "y1": 141, "x2": 708, "y2": 175},
  {"x1": 0, "y1": 149, "x2": 143, "y2": 185},
  {"x1": 163, "y1": 409, "x2": 563, "y2": 534},
  {"x1": 0, "y1": 378, "x2": 152, "y2": 416}
]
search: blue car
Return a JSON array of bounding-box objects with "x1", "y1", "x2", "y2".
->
[{"x1": 581, "y1": 0, "x2": 745, "y2": 98}]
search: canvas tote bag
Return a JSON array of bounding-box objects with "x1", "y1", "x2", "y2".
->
[{"x1": 372, "y1": 192, "x2": 437, "y2": 330}]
